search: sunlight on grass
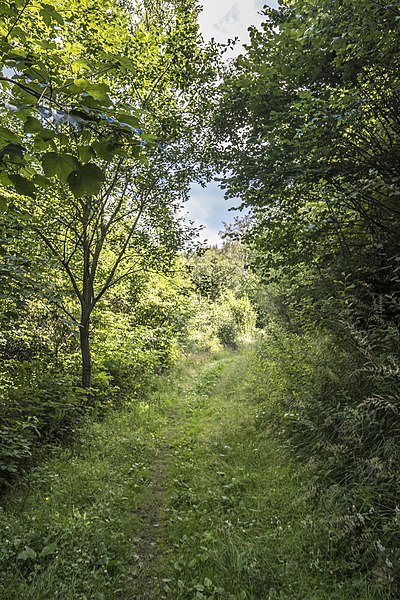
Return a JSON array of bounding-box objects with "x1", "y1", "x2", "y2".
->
[{"x1": 0, "y1": 350, "x2": 391, "y2": 599}]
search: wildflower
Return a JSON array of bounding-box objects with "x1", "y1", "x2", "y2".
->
[{"x1": 386, "y1": 559, "x2": 393, "y2": 568}]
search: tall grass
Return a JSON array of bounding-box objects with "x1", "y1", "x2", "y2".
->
[{"x1": 252, "y1": 321, "x2": 400, "y2": 593}]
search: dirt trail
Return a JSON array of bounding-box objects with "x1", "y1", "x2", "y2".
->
[
  {"x1": 130, "y1": 434, "x2": 174, "y2": 599},
  {"x1": 128, "y1": 353, "x2": 234, "y2": 600}
]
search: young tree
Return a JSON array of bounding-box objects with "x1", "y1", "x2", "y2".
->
[{"x1": 1, "y1": 0, "x2": 216, "y2": 391}]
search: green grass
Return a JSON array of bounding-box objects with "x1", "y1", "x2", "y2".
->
[
  {"x1": 150, "y1": 351, "x2": 389, "y2": 600},
  {"x1": 0, "y1": 350, "x2": 391, "y2": 599},
  {"x1": 0, "y1": 393, "x2": 166, "y2": 599}
]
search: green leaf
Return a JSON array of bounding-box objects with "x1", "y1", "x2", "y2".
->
[
  {"x1": 17, "y1": 546, "x2": 37, "y2": 561},
  {"x1": 0, "y1": 171, "x2": 12, "y2": 186},
  {"x1": 73, "y1": 79, "x2": 111, "y2": 102},
  {"x1": 116, "y1": 113, "x2": 140, "y2": 128},
  {"x1": 24, "y1": 116, "x2": 43, "y2": 133},
  {"x1": 8, "y1": 174, "x2": 36, "y2": 198},
  {"x1": 86, "y1": 83, "x2": 111, "y2": 102},
  {"x1": 0, "y1": 126, "x2": 20, "y2": 144},
  {"x1": 0, "y1": 196, "x2": 9, "y2": 212},
  {"x1": 39, "y1": 7, "x2": 52, "y2": 26},
  {"x1": 40, "y1": 543, "x2": 57, "y2": 557},
  {"x1": 79, "y1": 145, "x2": 96, "y2": 162},
  {"x1": 141, "y1": 133, "x2": 156, "y2": 142},
  {"x1": 92, "y1": 141, "x2": 116, "y2": 162},
  {"x1": 71, "y1": 59, "x2": 92, "y2": 74},
  {"x1": 1, "y1": 143, "x2": 25, "y2": 158},
  {"x1": 33, "y1": 174, "x2": 52, "y2": 188},
  {"x1": 37, "y1": 130, "x2": 57, "y2": 142},
  {"x1": 42, "y1": 153, "x2": 81, "y2": 182},
  {"x1": 40, "y1": 4, "x2": 64, "y2": 26},
  {"x1": 67, "y1": 163, "x2": 105, "y2": 198}
]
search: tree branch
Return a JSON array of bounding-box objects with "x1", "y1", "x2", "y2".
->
[{"x1": 34, "y1": 227, "x2": 83, "y2": 302}]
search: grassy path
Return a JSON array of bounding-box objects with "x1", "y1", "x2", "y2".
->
[{"x1": 0, "y1": 350, "x2": 385, "y2": 599}]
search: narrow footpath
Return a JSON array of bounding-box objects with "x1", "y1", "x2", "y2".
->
[{"x1": 0, "y1": 351, "x2": 383, "y2": 600}]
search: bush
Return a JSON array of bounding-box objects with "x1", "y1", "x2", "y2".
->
[
  {"x1": 91, "y1": 304, "x2": 183, "y2": 411},
  {"x1": 186, "y1": 291, "x2": 257, "y2": 351},
  {"x1": 0, "y1": 360, "x2": 81, "y2": 487}
]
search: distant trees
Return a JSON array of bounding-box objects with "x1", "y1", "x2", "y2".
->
[{"x1": 187, "y1": 241, "x2": 258, "y2": 350}]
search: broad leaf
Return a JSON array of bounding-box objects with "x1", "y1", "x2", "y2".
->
[
  {"x1": 67, "y1": 163, "x2": 105, "y2": 198},
  {"x1": 24, "y1": 116, "x2": 43, "y2": 133},
  {"x1": 17, "y1": 547, "x2": 37, "y2": 561},
  {"x1": 0, "y1": 126, "x2": 20, "y2": 144},
  {"x1": 92, "y1": 141, "x2": 116, "y2": 161},
  {"x1": 40, "y1": 542, "x2": 57, "y2": 557},
  {"x1": 8, "y1": 174, "x2": 36, "y2": 198},
  {"x1": 42, "y1": 153, "x2": 81, "y2": 182}
]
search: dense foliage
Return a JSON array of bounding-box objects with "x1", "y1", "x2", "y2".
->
[
  {"x1": 0, "y1": 0, "x2": 220, "y2": 486},
  {"x1": 186, "y1": 242, "x2": 257, "y2": 351},
  {"x1": 2, "y1": 0, "x2": 400, "y2": 595},
  {"x1": 215, "y1": 0, "x2": 400, "y2": 593}
]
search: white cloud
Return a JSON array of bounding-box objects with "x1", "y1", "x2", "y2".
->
[
  {"x1": 198, "y1": 0, "x2": 278, "y2": 49},
  {"x1": 186, "y1": 1, "x2": 278, "y2": 245},
  {"x1": 186, "y1": 182, "x2": 239, "y2": 246},
  {"x1": 214, "y1": 4, "x2": 241, "y2": 35}
]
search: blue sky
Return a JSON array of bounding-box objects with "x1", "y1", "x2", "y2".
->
[
  {"x1": 186, "y1": 0, "x2": 278, "y2": 245},
  {"x1": 186, "y1": 181, "x2": 238, "y2": 245}
]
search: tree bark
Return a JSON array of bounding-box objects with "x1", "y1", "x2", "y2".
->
[
  {"x1": 80, "y1": 202, "x2": 93, "y2": 391},
  {"x1": 80, "y1": 311, "x2": 92, "y2": 389}
]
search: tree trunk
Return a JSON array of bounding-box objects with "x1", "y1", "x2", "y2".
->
[
  {"x1": 80, "y1": 311, "x2": 92, "y2": 389},
  {"x1": 81, "y1": 203, "x2": 93, "y2": 391}
]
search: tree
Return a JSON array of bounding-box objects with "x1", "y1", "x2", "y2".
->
[
  {"x1": 1, "y1": 0, "x2": 216, "y2": 390},
  {"x1": 213, "y1": 2, "x2": 400, "y2": 585},
  {"x1": 213, "y1": 0, "x2": 400, "y2": 326},
  {"x1": 33, "y1": 152, "x2": 186, "y2": 389}
]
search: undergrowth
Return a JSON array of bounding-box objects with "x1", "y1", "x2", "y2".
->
[
  {"x1": 251, "y1": 322, "x2": 400, "y2": 596},
  {"x1": 0, "y1": 349, "x2": 393, "y2": 599},
  {"x1": 150, "y1": 351, "x2": 390, "y2": 599},
  {"x1": 0, "y1": 395, "x2": 166, "y2": 599}
]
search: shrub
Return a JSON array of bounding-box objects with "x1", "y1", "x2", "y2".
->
[
  {"x1": 186, "y1": 291, "x2": 257, "y2": 351},
  {"x1": 0, "y1": 359, "x2": 81, "y2": 487}
]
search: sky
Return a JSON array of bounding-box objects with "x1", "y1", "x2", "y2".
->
[
  {"x1": 185, "y1": 1, "x2": 278, "y2": 245},
  {"x1": 198, "y1": 0, "x2": 277, "y2": 49}
]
